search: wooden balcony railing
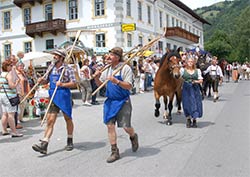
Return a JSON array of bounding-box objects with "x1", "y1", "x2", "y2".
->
[
  {"x1": 26, "y1": 19, "x2": 66, "y2": 37},
  {"x1": 13, "y1": 0, "x2": 43, "y2": 8},
  {"x1": 166, "y1": 27, "x2": 199, "y2": 44}
]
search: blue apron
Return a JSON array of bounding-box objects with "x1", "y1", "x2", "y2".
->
[
  {"x1": 103, "y1": 74, "x2": 130, "y2": 124},
  {"x1": 49, "y1": 73, "x2": 72, "y2": 119}
]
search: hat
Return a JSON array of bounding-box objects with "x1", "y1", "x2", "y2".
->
[
  {"x1": 109, "y1": 47, "x2": 123, "y2": 59},
  {"x1": 50, "y1": 49, "x2": 66, "y2": 58}
]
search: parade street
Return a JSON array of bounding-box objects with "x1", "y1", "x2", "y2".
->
[{"x1": 0, "y1": 80, "x2": 249, "y2": 177}]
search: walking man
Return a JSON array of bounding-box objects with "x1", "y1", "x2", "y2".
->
[
  {"x1": 32, "y1": 49, "x2": 76, "y2": 154},
  {"x1": 94, "y1": 47, "x2": 139, "y2": 163}
]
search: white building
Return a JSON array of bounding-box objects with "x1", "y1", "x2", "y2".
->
[{"x1": 0, "y1": 0, "x2": 209, "y2": 61}]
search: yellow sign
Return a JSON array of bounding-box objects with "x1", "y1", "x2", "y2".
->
[{"x1": 121, "y1": 23, "x2": 136, "y2": 32}]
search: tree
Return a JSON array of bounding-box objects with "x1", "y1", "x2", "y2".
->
[
  {"x1": 230, "y1": 6, "x2": 250, "y2": 63},
  {"x1": 205, "y1": 30, "x2": 232, "y2": 60}
]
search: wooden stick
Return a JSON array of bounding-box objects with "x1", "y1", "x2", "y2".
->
[
  {"x1": 41, "y1": 30, "x2": 82, "y2": 126},
  {"x1": 92, "y1": 36, "x2": 163, "y2": 96},
  {"x1": 91, "y1": 44, "x2": 141, "y2": 80},
  {"x1": 20, "y1": 64, "x2": 54, "y2": 104}
]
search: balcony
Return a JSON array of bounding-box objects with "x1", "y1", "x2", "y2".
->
[
  {"x1": 13, "y1": 0, "x2": 43, "y2": 8},
  {"x1": 166, "y1": 27, "x2": 199, "y2": 44},
  {"x1": 26, "y1": 19, "x2": 66, "y2": 37}
]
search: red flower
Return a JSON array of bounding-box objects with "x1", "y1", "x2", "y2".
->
[
  {"x1": 30, "y1": 99, "x2": 35, "y2": 106},
  {"x1": 44, "y1": 99, "x2": 49, "y2": 104},
  {"x1": 40, "y1": 98, "x2": 45, "y2": 103}
]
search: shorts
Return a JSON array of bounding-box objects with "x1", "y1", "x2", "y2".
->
[
  {"x1": 48, "y1": 102, "x2": 60, "y2": 113},
  {"x1": 0, "y1": 94, "x2": 18, "y2": 113},
  {"x1": 107, "y1": 99, "x2": 132, "y2": 128}
]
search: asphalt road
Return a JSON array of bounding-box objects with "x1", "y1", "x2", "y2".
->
[{"x1": 0, "y1": 80, "x2": 249, "y2": 177}]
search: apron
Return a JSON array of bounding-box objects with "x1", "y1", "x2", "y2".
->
[
  {"x1": 49, "y1": 72, "x2": 72, "y2": 119},
  {"x1": 103, "y1": 74, "x2": 130, "y2": 124}
]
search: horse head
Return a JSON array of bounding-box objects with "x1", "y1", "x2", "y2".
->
[{"x1": 165, "y1": 48, "x2": 182, "y2": 79}]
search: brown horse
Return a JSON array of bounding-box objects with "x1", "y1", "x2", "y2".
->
[{"x1": 154, "y1": 49, "x2": 183, "y2": 125}]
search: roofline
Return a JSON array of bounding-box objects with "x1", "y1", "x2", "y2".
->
[{"x1": 169, "y1": 0, "x2": 211, "y2": 25}]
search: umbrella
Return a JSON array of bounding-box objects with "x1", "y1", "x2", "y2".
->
[{"x1": 22, "y1": 52, "x2": 54, "y2": 66}]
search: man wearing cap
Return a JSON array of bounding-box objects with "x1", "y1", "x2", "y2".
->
[
  {"x1": 32, "y1": 49, "x2": 77, "y2": 155},
  {"x1": 94, "y1": 47, "x2": 139, "y2": 163}
]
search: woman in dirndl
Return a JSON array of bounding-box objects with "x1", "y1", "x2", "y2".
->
[{"x1": 181, "y1": 56, "x2": 203, "y2": 128}]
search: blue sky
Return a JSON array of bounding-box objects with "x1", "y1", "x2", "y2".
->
[{"x1": 180, "y1": 0, "x2": 225, "y2": 10}]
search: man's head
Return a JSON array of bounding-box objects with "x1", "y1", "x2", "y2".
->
[
  {"x1": 17, "y1": 51, "x2": 24, "y2": 59},
  {"x1": 109, "y1": 47, "x2": 123, "y2": 62},
  {"x1": 50, "y1": 49, "x2": 66, "y2": 63}
]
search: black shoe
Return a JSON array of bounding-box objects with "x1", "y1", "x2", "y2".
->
[
  {"x1": 32, "y1": 140, "x2": 48, "y2": 154},
  {"x1": 130, "y1": 133, "x2": 139, "y2": 152},
  {"x1": 91, "y1": 101, "x2": 100, "y2": 105},
  {"x1": 65, "y1": 138, "x2": 74, "y2": 151},
  {"x1": 186, "y1": 119, "x2": 191, "y2": 128},
  {"x1": 192, "y1": 119, "x2": 197, "y2": 128}
]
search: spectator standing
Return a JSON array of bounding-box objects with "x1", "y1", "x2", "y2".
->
[{"x1": 0, "y1": 60, "x2": 23, "y2": 137}]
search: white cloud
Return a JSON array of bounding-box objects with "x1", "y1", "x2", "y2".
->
[{"x1": 179, "y1": 0, "x2": 225, "y2": 10}]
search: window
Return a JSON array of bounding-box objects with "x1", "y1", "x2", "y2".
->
[
  {"x1": 147, "y1": 6, "x2": 151, "y2": 24},
  {"x1": 126, "y1": 0, "x2": 131, "y2": 17},
  {"x1": 172, "y1": 17, "x2": 175, "y2": 27},
  {"x1": 138, "y1": 36, "x2": 143, "y2": 46},
  {"x1": 176, "y1": 19, "x2": 179, "y2": 27},
  {"x1": 4, "y1": 44, "x2": 11, "y2": 59},
  {"x1": 127, "y1": 33, "x2": 132, "y2": 47},
  {"x1": 24, "y1": 8, "x2": 31, "y2": 26},
  {"x1": 180, "y1": 21, "x2": 183, "y2": 28},
  {"x1": 46, "y1": 39, "x2": 54, "y2": 50},
  {"x1": 45, "y1": 4, "x2": 53, "y2": 21},
  {"x1": 69, "y1": 0, "x2": 78, "y2": 20},
  {"x1": 166, "y1": 43, "x2": 171, "y2": 50},
  {"x1": 173, "y1": 45, "x2": 177, "y2": 50},
  {"x1": 166, "y1": 14, "x2": 169, "y2": 27},
  {"x1": 96, "y1": 33, "x2": 105, "y2": 47},
  {"x1": 138, "y1": 1, "x2": 142, "y2": 21},
  {"x1": 24, "y1": 42, "x2": 32, "y2": 53},
  {"x1": 158, "y1": 41, "x2": 163, "y2": 51},
  {"x1": 159, "y1": 11, "x2": 163, "y2": 28},
  {"x1": 3, "y1": 11, "x2": 11, "y2": 30},
  {"x1": 184, "y1": 23, "x2": 187, "y2": 30},
  {"x1": 95, "y1": 0, "x2": 104, "y2": 16}
]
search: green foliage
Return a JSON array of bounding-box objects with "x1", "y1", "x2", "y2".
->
[
  {"x1": 196, "y1": 0, "x2": 250, "y2": 62},
  {"x1": 205, "y1": 30, "x2": 232, "y2": 59}
]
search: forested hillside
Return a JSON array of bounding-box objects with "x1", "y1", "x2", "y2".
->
[{"x1": 195, "y1": 0, "x2": 250, "y2": 62}]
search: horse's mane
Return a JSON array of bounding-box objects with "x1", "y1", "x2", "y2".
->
[{"x1": 159, "y1": 50, "x2": 181, "y2": 68}]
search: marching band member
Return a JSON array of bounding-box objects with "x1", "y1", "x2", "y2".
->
[
  {"x1": 32, "y1": 49, "x2": 77, "y2": 155},
  {"x1": 94, "y1": 47, "x2": 139, "y2": 163}
]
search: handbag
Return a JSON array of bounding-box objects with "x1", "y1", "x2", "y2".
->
[{"x1": 2, "y1": 85, "x2": 20, "y2": 106}]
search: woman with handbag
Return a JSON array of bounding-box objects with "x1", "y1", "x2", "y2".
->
[
  {"x1": 0, "y1": 60, "x2": 23, "y2": 137},
  {"x1": 15, "y1": 61, "x2": 30, "y2": 122}
]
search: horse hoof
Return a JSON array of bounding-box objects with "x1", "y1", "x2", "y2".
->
[
  {"x1": 177, "y1": 110, "x2": 182, "y2": 114},
  {"x1": 155, "y1": 110, "x2": 160, "y2": 117},
  {"x1": 166, "y1": 120, "x2": 172, "y2": 126}
]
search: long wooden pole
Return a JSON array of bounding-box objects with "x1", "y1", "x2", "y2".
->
[
  {"x1": 92, "y1": 35, "x2": 163, "y2": 96},
  {"x1": 20, "y1": 64, "x2": 54, "y2": 104},
  {"x1": 41, "y1": 30, "x2": 82, "y2": 126}
]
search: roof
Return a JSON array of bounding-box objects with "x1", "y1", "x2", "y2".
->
[{"x1": 169, "y1": 0, "x2": 211, "y2": 25}]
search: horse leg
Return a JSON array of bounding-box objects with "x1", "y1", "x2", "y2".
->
[
  {"x1": 166, "y1": 95, "x2": 174, "y2": 126},
  {"x1": 163, "y1": 96, "x2": 168, "y2": 119},
  {"x1": 175, "y1": 91, "x2": 182, "y2": 114},
  {"x1": 154, "y1": 92, "x2": 161, "y2": 117}
]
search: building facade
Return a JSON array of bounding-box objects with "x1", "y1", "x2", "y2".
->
[{"x1": 0, "y1": 0, "x2": 209, "y2": 61}]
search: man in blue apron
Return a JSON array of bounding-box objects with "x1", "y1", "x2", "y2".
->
[
  {"x1": 32, "y1": 49, "x2": 76, "y2": 155},
  {"x1": 94, "y1": 47, "x2": 139, "y2": 163}
]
